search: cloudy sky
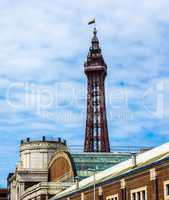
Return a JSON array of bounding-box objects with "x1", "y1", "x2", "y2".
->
[{"x1": 1, "y1": 0, "x2": 169, "y2": 187}]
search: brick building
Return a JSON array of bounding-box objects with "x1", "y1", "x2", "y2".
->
[
  {"x1": 0, "y1": 189, "x2": 8, "y2": 200},
  {"x1": 50, "y1": 142, "x2": 169, "y2": 200}
]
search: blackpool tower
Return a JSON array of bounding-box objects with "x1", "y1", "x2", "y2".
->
[{"x1": 84, "y1": 27, "x2": 110, "y2": 152}]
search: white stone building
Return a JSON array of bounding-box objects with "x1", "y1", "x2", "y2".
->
[{"x1": 8, "y1": 137, "x2": 67, "y2": 200}]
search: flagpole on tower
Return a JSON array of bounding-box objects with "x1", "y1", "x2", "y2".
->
[{"x1": 88, "y1": 18, "x2": 96, "y2": 36}]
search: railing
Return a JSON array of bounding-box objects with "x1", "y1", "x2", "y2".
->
[
  {"x1": 21, "y1": 136, "x2": 66, "y2": 144},
  {"x1": 68, "y1": 145, "x2": 154, "y2": 153}
]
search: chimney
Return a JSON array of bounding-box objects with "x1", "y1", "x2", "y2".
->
[
  {"x1": 26, "y1": 137, "x2": 30, "y2": 142},
  {"x1": 42, "y1": 136, "x2": 46, "y2": 141},
  {"x1": 131, "y1": 153, "x2": 137, "y2": 168}
]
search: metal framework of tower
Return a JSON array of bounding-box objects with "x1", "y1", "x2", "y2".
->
[{"x1": 84, "y1": 28, "x2": 110, "y2": 152}]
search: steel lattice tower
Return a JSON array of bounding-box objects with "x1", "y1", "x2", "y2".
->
[{"x1": 84, "y1": 28, "x2": 110, "y2": 152}]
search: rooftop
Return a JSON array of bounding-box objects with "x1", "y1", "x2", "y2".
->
[
  {"x1": 51, "y1": 141, "x2": 169, "y2": 200},
  {"x1": 71, "y1": 152, "x2": 131, "y2": 179}
]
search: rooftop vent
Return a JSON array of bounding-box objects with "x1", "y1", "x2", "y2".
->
[{"x1": 131, "y1": 153, "x2": 137, "y2": 168}]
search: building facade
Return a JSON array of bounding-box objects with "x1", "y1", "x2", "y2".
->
[
  {"x1": 8, "y1": 137, "x2": 67, "y2": 200},
  {"x1": 50, "y1": 142, "x2": 169, "y2": 200},
  {"x1": 10, "y1": 146, "x2": 130, "y2": 200}
]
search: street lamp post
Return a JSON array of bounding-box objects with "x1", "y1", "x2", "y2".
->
[
  {"x1": 88, "y1": 168, "x2": 96, "y2": 200},
  {"x1": 93, "y1": 171, "x2": 96, "y2": 200}
]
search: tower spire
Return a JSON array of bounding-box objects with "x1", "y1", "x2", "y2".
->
[
  {"x1": 86, "y1": 27, "x2": 106, "y2": 68},
  {"x1": 84, "y1": 28, "x2": 110, "y2": 152},
  {"x1": 90, "y1": 27, "x2": 100, "y2": 53}
]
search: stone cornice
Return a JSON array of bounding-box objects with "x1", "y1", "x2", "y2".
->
[{"x1": 20, "y1": 141, "x2": 67, "y2": 152}]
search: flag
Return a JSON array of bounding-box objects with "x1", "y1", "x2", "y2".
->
[{"x1": 88, "y1": 18, "x2": 95, "y2": 25}]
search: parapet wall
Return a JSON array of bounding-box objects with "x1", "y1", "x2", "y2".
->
[{"x1": 19, "y1": 137, "x2": 67, "y2": 170}]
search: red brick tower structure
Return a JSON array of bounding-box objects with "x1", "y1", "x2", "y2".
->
[{"x1": 84, "y1": 27, "x2": 110, "y2": 152}]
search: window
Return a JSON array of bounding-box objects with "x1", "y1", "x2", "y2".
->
[
  {"x1": 106, "y1": 194, "x2": 118, "y2": 200},
  {"x1": 164, "y1": 180, "x2": 169, "y2": 200},
  {"x1": 167, "y1": 185, "x2": 169, "y2": 196},
  {"x1": 131, "y1": 187, "x2": 147, "y2": 200}
]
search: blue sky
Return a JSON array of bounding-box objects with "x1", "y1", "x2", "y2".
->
[{"x1": 1, "y1": 0, "x2": 169, "y2": 187}]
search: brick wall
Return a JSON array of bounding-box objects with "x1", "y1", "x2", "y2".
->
[
  {"x1": 0, "y1": 189, "x2": 8, "y2": 200},
  {"x1": 49, "y1": 157, "x2": 71, "y2": 182},
  {"x1": 61, "y1": 162, "x2": 169, "y2": 200}
]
